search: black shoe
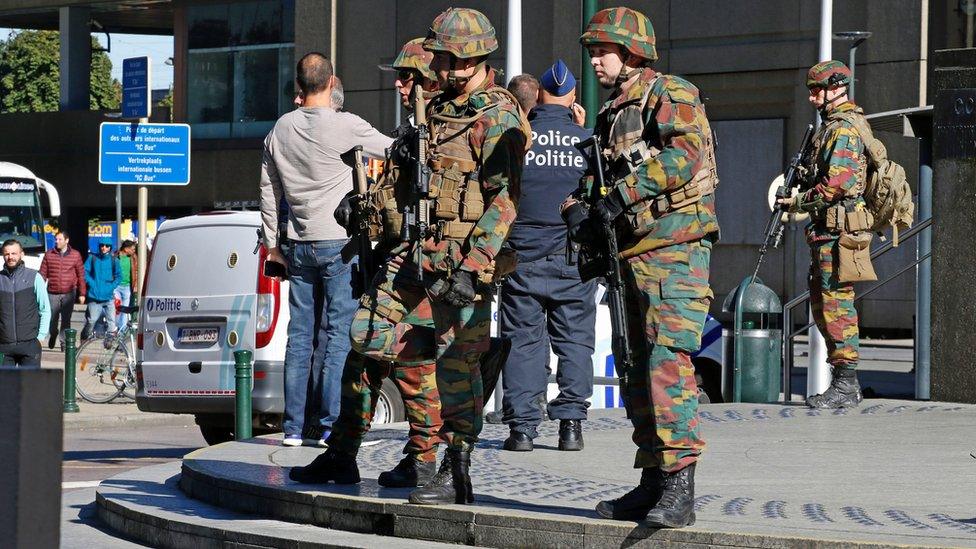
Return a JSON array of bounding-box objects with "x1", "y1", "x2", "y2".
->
[
  {"x1": 378, "y1": 455, "x2": 436, "y2": 488},
  {"x1": 503, "y1": 430, "x2": 534, "y2": 452},
  {"x1": 558, "y1": 419, "x2": 583, "y2": 451},
  {"x1": 408, "y1": 446, "x2": 473, "y2": 505},
  {"x1": 644, "y1": 464, "x2": 696, "y2": 528},
  {"x1": 595, "y1": 468, "x2": 663, "y2": 520},
  {"x1": 288, "y1": 449, "x2": 361, "y2": 484},
  {"x1": 806, "y1": 367, "x2": 863, "y2": 409}
]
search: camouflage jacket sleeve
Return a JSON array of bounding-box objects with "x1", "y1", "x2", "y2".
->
[
  {"x1": 799, "y1": 121, "x2": 864, "y2": 207},
  {"x1": 612, "y1": 78, "x2": 707, "y2": 207},
  {"x1": 458, "y1": 105, "x2": 526, "y2": 273}
]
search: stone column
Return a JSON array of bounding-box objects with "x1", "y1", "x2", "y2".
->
[
  {"x1": 0, "y1": 368, "x2": 64, "y2": 548},
  {"x1": 930, "y1": 48, "x2": 976, "y2": 404},
  {"x1": 59, "y1": 6, "x2": 91, "y2": 111}
]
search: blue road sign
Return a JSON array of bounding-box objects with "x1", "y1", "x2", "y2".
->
[
  {"x1": 99, "y1": 122, "x2": 191, "y2": 185},
  {"x1": 122, "y1": 56, "x2": 151, "y2": 119}
]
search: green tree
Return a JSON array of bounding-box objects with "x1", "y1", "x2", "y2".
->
[{"x1": 0, "y1": 30, "x2": 120, "y2": 113}]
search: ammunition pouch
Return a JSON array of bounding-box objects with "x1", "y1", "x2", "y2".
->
[
  {"x1": 359, "y1": 288, "x2": 406, "y2": 324},
  {"x1": 838, "y1": 232, "x2": 877, "y2": 283},
  {"x1": 430, "y1": 154, "x2": 482, "y2": 241}
]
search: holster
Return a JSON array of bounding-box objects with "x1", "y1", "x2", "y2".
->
[{"x1": 837, "y1": 232, "x2": 877, "y2": 283}]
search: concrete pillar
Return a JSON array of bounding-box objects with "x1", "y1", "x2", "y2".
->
[
  {"x1": 0, "y1": 368, "x2": 64, "y2": 548},
  {"x1": 931, "y1": 48, "x2": 976, "y2": 403},
  {"x1": 59, "y1": 6, "x2": 91, "y2": 111}
]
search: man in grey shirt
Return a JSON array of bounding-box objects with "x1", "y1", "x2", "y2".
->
[{"x1": 260, "y1": 52, "x2": 392, "y2": 447}]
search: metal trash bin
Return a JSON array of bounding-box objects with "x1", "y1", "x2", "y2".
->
[{"x1": 722, "y1": 277, "x2": 782, "y2": 403}]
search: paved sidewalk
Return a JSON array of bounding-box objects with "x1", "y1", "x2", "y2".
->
[{"x1": 171, "y1": 401, "x2": 976, "y2": 548}]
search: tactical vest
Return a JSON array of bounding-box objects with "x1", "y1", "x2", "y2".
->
[
  {"x1": 806, "y1": 108, "x2": 868, "y2": 198},
  {"x1": 601, "y1": 75, "x2": 719, "y2": 241}
]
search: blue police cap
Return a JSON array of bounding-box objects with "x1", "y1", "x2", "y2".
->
[{"x1": 539, "y1": 59, "x2": 576, "y2": 97}]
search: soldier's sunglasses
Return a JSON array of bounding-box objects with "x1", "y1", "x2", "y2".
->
[{"x1": 397, "y1": 70, "x2": 415, "y2": 83}]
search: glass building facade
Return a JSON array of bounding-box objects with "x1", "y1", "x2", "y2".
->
[{"x1": 186, "y1": 0, "x2": 295, "y2": 139}]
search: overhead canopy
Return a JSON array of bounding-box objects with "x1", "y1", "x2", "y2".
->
[{"x1": 0, "y1": 0, "x2": 173, "y2": 35}]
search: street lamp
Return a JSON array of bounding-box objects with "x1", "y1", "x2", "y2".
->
[{"x1": 833, "y1": 31, "x2": 872, "y2": 102}]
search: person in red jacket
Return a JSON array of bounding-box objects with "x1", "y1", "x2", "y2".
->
[{"x1": 39, "y1": 231, "x2": 86, "y2": 350}]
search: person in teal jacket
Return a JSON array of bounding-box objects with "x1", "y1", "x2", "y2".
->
[{"x1": 81, "y1": 238, "x2": 121, "y2": 341}]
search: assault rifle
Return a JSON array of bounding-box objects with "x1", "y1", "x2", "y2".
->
[
  {"x1": 348, "y1": 145, "x2": 374, "y2": 291},
  {"x1": 574, "y1": 135, "x2": 635, "y2": 414},
  {"x1": 751, "y1": 123, "x2": 814, "y2": 282},
  {"x1": 400, "y1": 83, "x2": 431, "y2": 281}
]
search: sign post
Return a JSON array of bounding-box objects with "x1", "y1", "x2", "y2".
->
[
  {"x1": 99, "y1": 119, "x2": 191, "y2": 311},
  {"x1": 121, "y1": 56, "x2": 153, "y2": 301}
]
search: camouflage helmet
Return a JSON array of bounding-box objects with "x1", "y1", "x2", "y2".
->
[
  {"x1": 806, "y1": 60, "x2": 851, "y2": 89},
  {"x1": 423, "y1": 7, "x2": 498, "y2": 59},
  {"x1": 392, "y1": 38, "x2": 436, "y2": 82},
  {"x1": 580, "y1": 7, "x2": 657, "y2": 62}
]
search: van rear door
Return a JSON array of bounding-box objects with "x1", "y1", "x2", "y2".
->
[{"x1": 140, "y1": 217, "x2": 260, "y2": 398}]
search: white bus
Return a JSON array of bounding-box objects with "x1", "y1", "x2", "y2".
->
[{"x1": 0, "y1": 162, "x2": 61, "y2": 268}]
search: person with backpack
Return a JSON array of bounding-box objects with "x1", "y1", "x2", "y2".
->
[
  {"x1": 779, "y1": 60, "x2": 898, "y2": 409},
  {"x1": 80, "y1": 238, "x2": 121, "y2": 341}
]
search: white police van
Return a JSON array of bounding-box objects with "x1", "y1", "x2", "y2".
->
[{"x1": 137, "y1": 211, "x2": 724, "y2": 445}]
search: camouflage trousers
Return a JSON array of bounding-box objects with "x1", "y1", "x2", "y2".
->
[
  {"x1": 808, "y1": 238, "x2": 859, "y2": 368},
  {"x1": 328, "y1": 351, "x2": 443, "y2": 462},
  {"x1": 340, "y1": 255, "x2": 490, "y2": 450},
  {"x1": 621, "y1": 240, "x2": 712, "y2": 473}
]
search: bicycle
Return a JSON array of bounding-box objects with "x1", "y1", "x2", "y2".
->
[{"x1": 74, "y1": 305, "x2": 139, "y2": 404}]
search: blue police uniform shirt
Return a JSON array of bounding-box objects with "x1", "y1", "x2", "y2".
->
[{"x1": 506, "y1": 104, "x2": 589, "y2": 262}]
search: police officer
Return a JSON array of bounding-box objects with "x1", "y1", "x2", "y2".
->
[
  {"x1": 500, "y1": 59, "x2": 596, "y2": 453},
  {"x1": 291, "y1": 8, "x2": 529, "y2": 507},
  {"x1": 564, "y1": 7, "x2": 719, "y2": 528},
  {"x1": 780, "y1": 60, "x2": 867, "y2": 409}
]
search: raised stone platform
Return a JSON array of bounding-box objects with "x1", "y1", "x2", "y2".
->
[{"x1": 100, "y1": 401, "x2": 976, "y2": 548}]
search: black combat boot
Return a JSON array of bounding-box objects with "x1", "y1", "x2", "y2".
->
[
  {"x1": 806, "y1": 367, "x2": 863, "y2": 409},
  {"x1": 595, "y1": 467, "x2": 664, "y2": 520},
  {"x1": 558, "y1": 419, "x2": 584, "y2": 451},
  {"x1": 378, "y1": 454, "x2": 436, "y2": 488},
  {"x1": 503, "y1": 430, "x2": 534, "y2": 451},
  {"x1": 408, "y1": 446, "x2": 474, "y2": 505},
  {"x1": 644, "y1": 464, "x2": 696, "y2": 528},
  {"x1": 288, "y1": 449, "x2": 361, "y2": 484}
]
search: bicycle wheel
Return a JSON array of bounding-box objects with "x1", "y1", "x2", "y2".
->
[
  {"x1": 75, "y1": 337, "x2": 125, "y2": 403},
  {"x1": 112, "y1": 344, "x2": 137, "y2": 400}
]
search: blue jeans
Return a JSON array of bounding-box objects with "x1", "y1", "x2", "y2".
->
[
  {"x1": 114, "y1": 285, "x2": 132, "y2": 331},
  {"x1": 81, "y1": 300, "x2": 115, "y2": 340},
  {"x1": 283, "y1": 240, "x2": 358, "y2": 438}
]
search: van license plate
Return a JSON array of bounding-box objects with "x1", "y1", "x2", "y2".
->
[{"x1": 178, "y1": 327, "x2": 219, "y2": 344}]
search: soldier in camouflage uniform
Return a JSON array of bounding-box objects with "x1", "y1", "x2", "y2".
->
[
  {"x1": 291, "y1": 8, "x2": 529, "y2": 507},
  {"x1": 780, "y1": 60, "x2": 866, "y2": 409},
  {"x1": 563, "y1": 7, "x2": 718, "y2": 528}
]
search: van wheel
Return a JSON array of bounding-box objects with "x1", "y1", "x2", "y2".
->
[
  {"x1": 373, "y1": 378, "x2": 405, "y2": 424},
  {"x1": 199, "y1": 424, "x2": 235, "y2": 446},
  {"x1": 693, "y1": 358, "x2": 724, "y2": 404}
]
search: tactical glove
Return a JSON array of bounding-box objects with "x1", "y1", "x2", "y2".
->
[
  {"x1": 334, "y1": 191, "x2": 362, "y2": 233},
  {"x1": 439, "y1": 269, "x2": 478, "y2": 308},
  {"x1": 591, "y1": 186, "x2": 626, "y2": 226},
  {"x1": 390, "y1": 125, "x2": 418, "y2": 167},
  {"x1": 562, "y1": 200, "x2": 597, "y2": 245}
]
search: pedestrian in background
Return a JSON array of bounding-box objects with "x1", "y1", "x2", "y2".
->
[
  {"x1": 1, "y1": 239, "x2": 50, "y2": 366},
  {"x1": 507, "y1": 74, "x2": 539, "y2": 113},
  {"x1": 260, "y1": 52, "x2": 392, "y2": 448},
  {"x1": 499, "y1": 59, "x2": 596, "y2": 453},
  {"x1": 115, "y1": 240, "x2": 139, "y2": 330},
  {"x1": 39, "y1": 230, "x2": 86, "y2": 350},
  {"x1": 81, "y1": 238, "x2": 120, "y2": 341}
]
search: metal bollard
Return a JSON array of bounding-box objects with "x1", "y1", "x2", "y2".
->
[
  {"x1": 63, "y1": 328, "x2": 80, "y2": 413},
  {"x1": 234, "y1": 350, "x2": 253, "y2": 440}
]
